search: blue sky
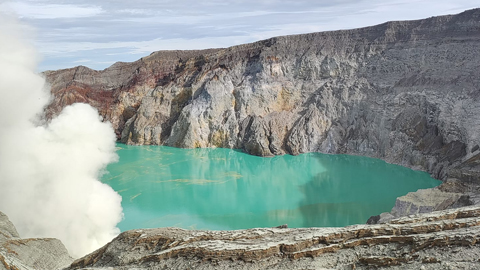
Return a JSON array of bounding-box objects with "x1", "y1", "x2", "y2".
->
[{"x1": 1, "y1": 0, "x2": 478, "y2": 71}]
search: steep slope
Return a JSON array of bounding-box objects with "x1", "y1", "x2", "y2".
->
[
  {"x1": 44, "y1": 49, "x2": 221, "y2": 137},
  {"x1": 44, "y1": 9, "x2": 480, "y2": 184}
]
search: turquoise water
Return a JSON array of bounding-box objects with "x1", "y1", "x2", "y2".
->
[{"x1": 102, "y1": 144, "x2": 440, "y2": 231}]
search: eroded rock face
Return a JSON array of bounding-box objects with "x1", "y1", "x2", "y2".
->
[
  {"x1": 44, "y1": 9, "x2": 480, "y2": 185},
  {"x1": 0, "y1": 211, "x2": 73, "y2": 270},
  {"x1": 66, "y1": 206, "x2": 480, "y2": 270},
  {"x1": 43, "y1": 50, "x2": 222, "y2": 141}
]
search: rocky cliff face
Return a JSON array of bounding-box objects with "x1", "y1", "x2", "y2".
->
[
  {"x1": 44, "y1": 9, "x2": 480, "y2": 184},
  {"x1": 23, "y1": 8, "x2": 480, "y2": 269}
]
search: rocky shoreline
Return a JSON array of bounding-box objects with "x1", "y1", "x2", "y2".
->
[
  {"x1": 4, "y1": 7, "x2": 477, "y2": 269},
  {"x1": 2, "y1": 206, "x2": 480, "y2": 269},
  {"x1": 66, "y1": 205, "x2": 480, "y2": 270}
]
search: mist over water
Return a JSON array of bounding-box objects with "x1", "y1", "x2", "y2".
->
[{"x1": 0, "y1": 15, "x2": 122, "y2": 258}]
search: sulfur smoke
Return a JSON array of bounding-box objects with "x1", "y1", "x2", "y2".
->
[{"x1": 0, "y1": 16, "x2": 123, "y2": 257}]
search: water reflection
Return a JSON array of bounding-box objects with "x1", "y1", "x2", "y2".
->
[
  {"x1": 102, "y1": 144, "x2": 440, "y2": 231},
  {"x1": 297, "y1": 154, "x2": 441, "y2": 227}
]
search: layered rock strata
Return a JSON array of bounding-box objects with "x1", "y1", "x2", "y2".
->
[
  {"x1": 67, "y1": 205, "x2": 480, "y2": 270},
  {"x1": 0, "y1": 211, "x2": 73, "y2": 270},
  {"x1": 44, "y1": 9, "x2": 480, "y2": 185}
]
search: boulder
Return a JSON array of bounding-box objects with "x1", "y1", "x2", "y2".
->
[{"x1": 0, "y1": 211, "x2": 73, "y2": 270}]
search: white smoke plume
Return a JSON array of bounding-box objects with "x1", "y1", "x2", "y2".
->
[{"x1": 0, "y1": 15, "x2": 123, "y2": 257}]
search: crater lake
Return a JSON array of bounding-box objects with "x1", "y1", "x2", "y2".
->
[{"x1": 101, "y1": 144, "x2": 440, "y2": 231}]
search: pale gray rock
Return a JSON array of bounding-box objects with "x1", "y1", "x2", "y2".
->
[
  {"x1": 1, "y1": 238, "x2": 73, "y2": 270},
  {"x1": 368, "y1": 178, "x2": 476, "y2": 224},
  {"x1": 390, "y1": 189, "x2": 470, "y2": 217},
  {"x1": 0, "y1": 211, "x2": 19, "y2": 242},
  {"x1": 239, "y1": 115, "x2": 274, "y2": 156},
  {"x1": 286, "y1": 105, "x2": 331, "y2": 155},
  {"x1": 0, "y1": 211, "x2": 73, "y2": 270}
]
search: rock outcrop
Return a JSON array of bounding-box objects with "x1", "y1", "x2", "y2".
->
[
  {"x1": 3, "y1": 205, "x2": 480, "y2": 270},
  {"x1": 44, "y1": 9, "x2": 480, "y2": 185},
  {"x1": 43, "y1": 49, "x2": 221, "y2": 140},
  {"x1": 0, "y1": 212, "x2": 19, "y2": 242},
  {"x1": 368, "y1": 178, "x2": 479, "y2": 224},
  {"x1": 0, "y1": 211, "x2": 73, "y2": 270},
  {"x1": 67, "y1": 205, "x2": 480, "y2": 270}
]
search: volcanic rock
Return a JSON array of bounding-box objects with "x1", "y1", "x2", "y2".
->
[
  {"x1": 0, "y1": 211, "x2": 73, "y2": 270},
  {"x1": 44, "y1": 9, "x2": 480, "y2": 187},
  {"x1": 66, "y1": 206, "x2": 480, "y2": 270}
]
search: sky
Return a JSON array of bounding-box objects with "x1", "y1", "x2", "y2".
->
[{"x1": 0, "y1": 0, "x2": 478, "y2": 72}]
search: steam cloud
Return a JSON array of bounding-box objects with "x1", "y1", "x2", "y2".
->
[{"x1": 0, "y1": 16, "x2": 123, "y2": 257}]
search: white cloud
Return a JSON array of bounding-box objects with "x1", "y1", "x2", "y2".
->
[
  {"x1": 0, "y1": 13, "x2": 122, "y2": 258},
  {"x1": 0, "y1": 1, "x2": 103, "y2": 19},
  {"x1": 36, "y1": 36, "x2": 244, "y2": 59},
  {"x1": 3, "y1": 0, "x2": 476, "y2": 71},
  {"x1": 116, "y1": 8, "x2": 155, "y2": 16},
  {"x1": 73, "y1": 58, "x2": 91, "y2": 63}
]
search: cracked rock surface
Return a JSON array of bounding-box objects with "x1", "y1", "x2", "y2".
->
[
  {"x1": 66, "y1": 206, "x2": 480, "y2": 270},
  {"x1": 0, "y1": 211, "x2": 73, "y2": 270}
]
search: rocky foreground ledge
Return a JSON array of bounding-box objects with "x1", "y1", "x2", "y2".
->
[
  {"x1": 2, "y1": 206, "x2": 480, "y2": 269},
  {"x1": 62, "y1": 206, "x2": 480, "y2": 270}
]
